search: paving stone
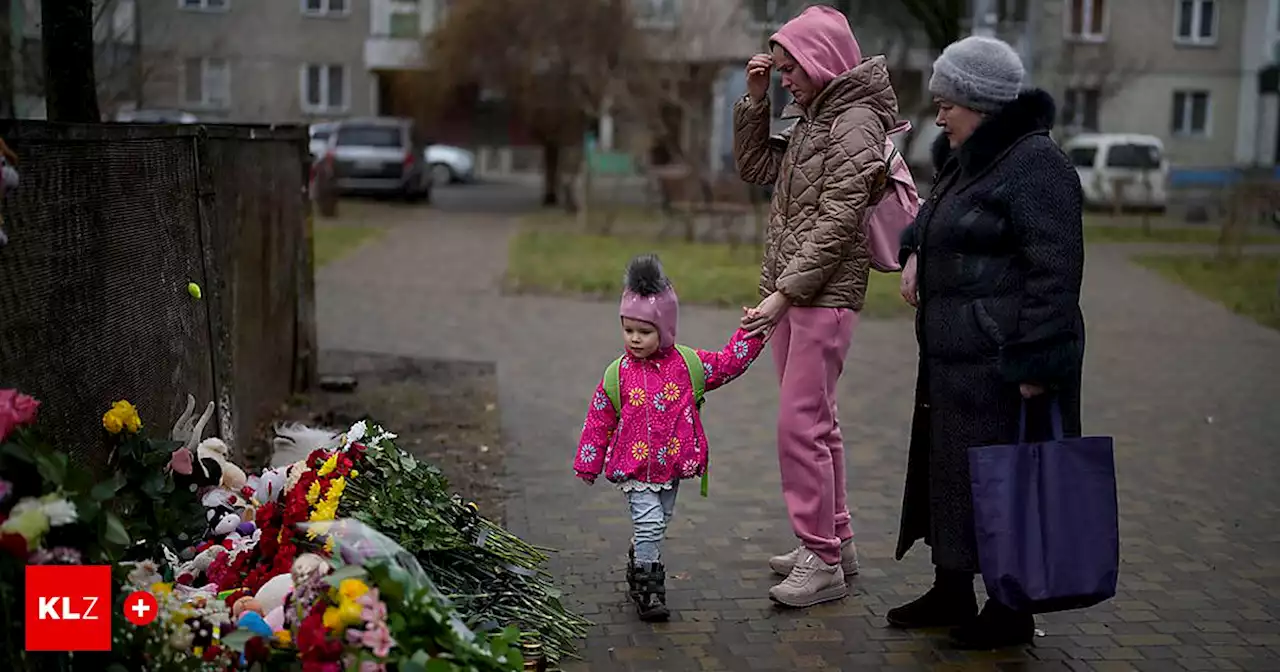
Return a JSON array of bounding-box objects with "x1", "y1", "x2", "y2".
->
[{"x1": 316, "y1": 206, "x2": 1280, "y2": 671}]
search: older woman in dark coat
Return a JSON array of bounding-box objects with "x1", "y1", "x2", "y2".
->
[{"x1": 890, "y1": 36, "x2": 1086, "y2": 650}]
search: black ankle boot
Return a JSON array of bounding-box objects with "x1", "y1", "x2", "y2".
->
[
  {"x1": 632, "y1": 562, "x2": 670, "y2": 622},
  {"x1": 950, "y1": 599, "x2": 1035, "y2": 649},
  {"x1": 886, "y1": 568, "x2": 978, "y2": 629},
  {"x1": 626, "y1": 545, "x2": 639, "y2": 600}
]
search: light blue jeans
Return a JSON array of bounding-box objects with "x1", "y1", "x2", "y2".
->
[{"x1": 627, "y1": 483, "x2": 679, "y2": 565}]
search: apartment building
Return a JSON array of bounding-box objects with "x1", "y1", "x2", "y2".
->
[
  {"x1": 133, "y1": 0, "x2": 375, "y2": 123},
  {"x1": 1036, "y1": 0, "x2": 1276, "y2": 169}
]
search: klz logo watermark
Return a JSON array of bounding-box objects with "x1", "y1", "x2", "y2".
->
[{"x1": 25, "y1": 565, "x2": 112, "y2": 651}]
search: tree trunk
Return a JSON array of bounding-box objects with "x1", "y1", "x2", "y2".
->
[
  {"x1": 541, "y1": 142, "x2": 560, "y2": 207},
  {"x1": 41, "y1": 0, "x2": 101, "y2": 123},
  {"x1": 0, "y1": 0, "x2": 13, "y2": 118}
]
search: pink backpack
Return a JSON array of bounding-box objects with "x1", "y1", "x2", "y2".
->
[{"x1": 865, "y1": 120, "x2": 920, "y2": 272}]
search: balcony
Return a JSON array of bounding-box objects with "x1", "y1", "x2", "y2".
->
[{"x1": 365, "y1": 36, "x2": 425, "y2": 70}]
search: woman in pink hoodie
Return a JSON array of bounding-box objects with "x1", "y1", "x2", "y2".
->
[
  {"x1": 734, "y1": 6, "x2": 899, "y2": 608},
  {"x1": 573, "y1": 254, "x2": 766, "y2": 622}
]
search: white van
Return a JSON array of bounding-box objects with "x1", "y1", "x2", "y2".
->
[{"x1": 1060, "y1": 133, "x2": 1168, "y2": 211}]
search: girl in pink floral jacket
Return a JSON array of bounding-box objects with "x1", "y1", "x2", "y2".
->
[{"x1": 573, "y1": 254, "x2": 765, "y2": 621}]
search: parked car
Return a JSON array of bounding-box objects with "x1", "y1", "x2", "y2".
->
[
  {"x1": 424, "y1": 144, "x2": 476, "y2": 185},
  {"x1": 1061, "y1": 133, "x2": 1168, "y2": 211},
  {"x1": 319, "y1": 117, "x2": 431, "y2": 202},
  {"x1": 115, "y1": 109, "x2": 199, "y2": 124}
]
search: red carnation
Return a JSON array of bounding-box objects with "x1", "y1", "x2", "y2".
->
[
  {"x1": 0, "y1": 390, "x2": 40, "y2": 444},
  {"x1": 0, "y1": 532, "x2": 28, "y2": 560},
  {"x1": 244, "y1": 636, "x2": 271, "y2": 663}
]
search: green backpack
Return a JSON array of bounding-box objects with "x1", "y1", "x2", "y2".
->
[{"x1": 603, "y1": 344, "x2": 710, "y2": 497}]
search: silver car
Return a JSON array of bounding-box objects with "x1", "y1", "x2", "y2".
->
[{"x1": 321, "y1": 118, "x2": 431, "y2": 201}]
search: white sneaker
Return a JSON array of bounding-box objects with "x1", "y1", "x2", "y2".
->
[
  {"x1": 769, "y1": 538, "x2": 859, "y2": 576},
  {"x1": 768, "y1": 551, "x2": 848, "y2": 608}
]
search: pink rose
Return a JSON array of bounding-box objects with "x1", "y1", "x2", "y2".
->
[{"x1": 0, "y1": 390, "x2": 39, "y2": 443}]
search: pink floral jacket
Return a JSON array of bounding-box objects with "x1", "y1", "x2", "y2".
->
[{"x1": 574, "y1": 328, "x2": 765, "y2": 485}]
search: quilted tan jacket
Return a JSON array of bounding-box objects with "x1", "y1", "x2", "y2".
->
[{"x1": 734, "y1": 56, "x2": 899, "y2": 310}]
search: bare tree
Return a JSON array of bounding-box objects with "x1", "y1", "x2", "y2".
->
[
  {"x1": 42, "y1": 0, "x2": 101, "y2": 121},
  {"x1": 21, "y1": 0, "x2": 165, "y2": 119},
  {"x1": 428, "y1": 0, "x2": 644, "y2": 207}
]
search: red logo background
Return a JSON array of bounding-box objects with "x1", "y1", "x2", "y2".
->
[{"x1": 25, "y1": 565, "x2": 113, "y2": 651}]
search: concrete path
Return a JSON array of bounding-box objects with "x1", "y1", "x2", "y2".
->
[{"x1": 316, "y1": 199, "x2": 1280, "y2": 671}]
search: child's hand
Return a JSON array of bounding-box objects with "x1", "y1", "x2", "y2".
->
[{"x1": 576, "y1": 472, "x2": 596, "y2": 485}]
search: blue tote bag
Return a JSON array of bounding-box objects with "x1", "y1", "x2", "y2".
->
[{"x1": 968, "y1": 400, "x2": 1119, "y2": 614}]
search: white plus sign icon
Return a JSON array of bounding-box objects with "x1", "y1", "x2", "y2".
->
[{"x1": 123, "y1": 590, "x2": 158, "y2": 626}]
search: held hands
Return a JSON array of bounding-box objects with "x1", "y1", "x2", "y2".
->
[
  {"x1": 741, "y1": 291, "x2": 790, "y2": 339},
  {"x1": 745, "y1": 53, "x2": 773, "y2": 102},
  {"x1": 900, "y1": 253, "x2": 919, "y2": 307},
  {"x1": 1019, "y1": 383, "x2": 1045, "y2": 399}
]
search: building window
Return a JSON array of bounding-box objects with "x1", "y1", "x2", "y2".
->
[
  {"x1": 633, "y1": 0, "x2": 679, "y2": 27},
  {"x1": 179, "y1": 0, "x2": 228, "y2": 11},
  {"x1": 748, "y1": 0, "x2": 794, "y2": 28},
  {"x1": 1065, "y1": 0, "x2": 1106, "y2": 39},
  {"x1": 182, "y1": 58, "x2": 230, "y2": 108},
  {"x1": 997, "y1": 0, "x2": 1029, "y2": 23},
  {"x1": 388, "y1": 11, "x2": 420, "y2": 37},
  {"x1": 1174, "y1": 0, "x2": 1216, "y2": 44},
  {"x1": 1171, "y1": 90, "x2": 1210, "y2": 136},
  {"x1": 1062, "y1": 88, "x2": 1100, "y2": 131},
  {"x1": 302, "y1": 0, "x2": 348, "y2": 16},
  {"x1": 301, "y1": 64, "x2": 348, "y2": 113}
]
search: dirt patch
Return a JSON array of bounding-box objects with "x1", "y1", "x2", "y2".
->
[{"x1": 249, "y1": 350, "x2": 506, "y2": 523}]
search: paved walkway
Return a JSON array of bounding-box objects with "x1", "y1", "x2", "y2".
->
[{"x1": 316, "y1": 203, "x2": 1280, "y2": 671}]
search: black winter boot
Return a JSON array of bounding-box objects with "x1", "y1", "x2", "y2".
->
[
  {"x1": 625, "y1": 545, "x2": 640, "y2": 601},
  {"x1": 950, "y1": 598, "x2": 1035, "y2": 650},
  {"x1": 886, "y1": 568, "x2": 978, "y2": 629},
  {"x1": 631, "y1": 562, "x2": 670, "y2": 622}
]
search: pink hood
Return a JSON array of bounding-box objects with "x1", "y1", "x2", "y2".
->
[{"x1": 770, "y1": 5, "x2": 862, "y2": 90}]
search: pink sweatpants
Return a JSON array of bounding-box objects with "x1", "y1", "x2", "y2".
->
[{"x1": 772, "y1": 307, "x2": 857, "y2": 567}]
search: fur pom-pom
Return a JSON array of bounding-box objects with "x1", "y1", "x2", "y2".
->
[{"x1": 623, "y1": 253, "x2": 670, "y2": 296}]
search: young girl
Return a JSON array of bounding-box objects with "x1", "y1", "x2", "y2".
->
[{"x1": 573, "y1": 254, "x2": 766, "y2": 621}]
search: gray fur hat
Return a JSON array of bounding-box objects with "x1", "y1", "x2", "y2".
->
[{"x1": 928, "y1": 36, "x2": 1025, "y2": 114}]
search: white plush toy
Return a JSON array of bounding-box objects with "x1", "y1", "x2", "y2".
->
[
  {"x1": 254, "y1": 573, "x2": 295, "y2": 616},
  {"x1": 198, "y1": 437, "x2": 248, "y2": 492}
]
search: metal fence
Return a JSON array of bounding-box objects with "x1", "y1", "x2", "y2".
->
[{"x1": 0, "y1": 121, "x2": 316, "y2": 469}]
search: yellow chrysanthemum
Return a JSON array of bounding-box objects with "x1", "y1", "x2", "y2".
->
[
  {"x1": 150, "y1": 582, "x2": 173, "y2": 596},
  {"x1": 322, "y1": 606, "x2": 343, "y2": 630},
  {"x1": 339, "y1": 578, "x2": 369, "y2": 602},
  {"x1": 338, "y1": 598, "x2": 363, "y2": 626},
  {"x1": 323, "y1": 536, "x2": 335, "y2": 554},
  {"x1": 631, "y1": 441, "x2": 649, "y2": 461},
  {"x1": 316, "y1": 453, "x2": 339, "y2": 477},
  {"x1": 274, "y1": 630, "x2": 291, "y2": 646},
  {"x1": 350, "y1": 469, "x2": 359, "y2": 478},
  {"x1": 627, "y1": 388, "x2": 647, "y2": 407},
  {"x1": 306, "y1": 481, "x2": 322, "y2": 506}
]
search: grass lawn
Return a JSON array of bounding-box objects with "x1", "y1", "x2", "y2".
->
[
  {"x1": 505, "y1": 227, "x2": 912, "y2": 318},
  {"x1": 1134, "y1": 254, "x2": 1280, "y2": 330},
  {"x1": 1084, "y1": 216, "x2": 1280, "y2": 245},
  {"x1": 313, "y1": 222, "x2": 387, "y2": 268}
]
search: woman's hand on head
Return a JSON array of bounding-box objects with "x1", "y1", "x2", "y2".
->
[{"x1": 745, "y1": 54, "x2": 773, "y2": 102}]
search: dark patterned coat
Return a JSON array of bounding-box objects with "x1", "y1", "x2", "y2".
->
[{"x1": 894, "y1": 89, "x2": 1087, "y2": 573}]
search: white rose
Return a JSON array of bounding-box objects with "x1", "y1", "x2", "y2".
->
[{"x1": 40, "y1": 498, "x2": 78, "y2": 527}]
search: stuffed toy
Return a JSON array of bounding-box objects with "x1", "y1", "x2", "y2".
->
[
  {"x1": 253, "y1": 573, "x2": 294, "y2": 615},
  {"x1": 169, "y1": 396, "x2": 222, "y2": 493},
  {"x1": 198, "y1": 437, "x2": 247, "y2": 492}
]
